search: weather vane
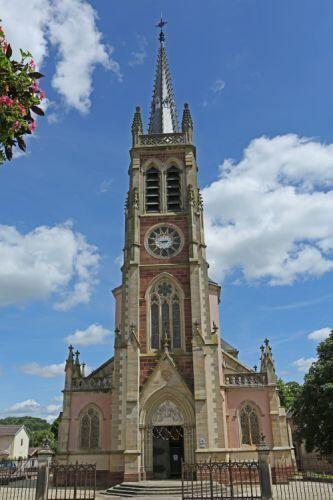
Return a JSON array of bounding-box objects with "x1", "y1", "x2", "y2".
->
[{"x1": 156, "y1": 15, "x2": 167, "y2": 43}]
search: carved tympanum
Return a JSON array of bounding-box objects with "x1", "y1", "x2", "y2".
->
[{"x1": 152, "y1": 400, "x2": 184, "y2": 425}]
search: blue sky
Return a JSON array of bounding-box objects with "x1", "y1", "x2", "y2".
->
[{"x1": 0, "y1": 0, "x2": 332, "y2": 422}]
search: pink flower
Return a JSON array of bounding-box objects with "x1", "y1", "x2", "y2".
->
[
  {"x1": 29, "y1": 119, "x2": 37, "y2": 133},
  {"x1": 32, "y1": 80, "x2": 39, "y2": 92},
  {"x1": 12, "y1": 120, "x2": 19, "y2": 130},
  {"x1": 39, "y1": 90, "x2": 46, "y2": 100},
  {"x1": 0, "y1": 95, "x2": 14, "y2": 107},
  {"x1": 17, "y1": 102, "x2": 26, "y2": 116},
  {"x1": 29, "y1": 59, "x2": 36, "y2": 70}
]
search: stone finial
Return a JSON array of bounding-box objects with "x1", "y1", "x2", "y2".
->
[
  {"x1": 131, "y1": 105, "x2": 143, "y2": 146},
  {"x1": 81, "y1": 362, "x2": 86, "y2": 377},
  {"x1": 74, "y1": 350, "x2": 80, "y2": 365},
  {"x1": 260, "y1": 338, "x2": 276, "y2": 384},
  {"x1": 212, "y1": 321, "x2": 219, "y2": 335},
  {"x1": 65, "y1": 345, "x2": 74, "y2": 370},
  {"x1": 73, "y1": 350, "x2": 82, "y2": 378},
  {"x1": 182, "y1": 103, "x2": 193, "y2": 142}
]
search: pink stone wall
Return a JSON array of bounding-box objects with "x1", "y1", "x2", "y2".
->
[
  {"x1": 225, "y1": 389, "x2": 273, "y2": 448},
  {"x1": 68, "y1": 393, "x2": 112, "y2": 451}
]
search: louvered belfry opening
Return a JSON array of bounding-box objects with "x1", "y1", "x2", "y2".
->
[
  {"x1": 146, "y1": 167, "x2": 160, "y2": 212},
  {"x1": 167, "y1": 166, "x2": 181, "y2": 211}
]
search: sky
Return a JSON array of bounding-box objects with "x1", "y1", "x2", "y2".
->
[{"x1": 0, "y1": 0, "x2": 332, "y2": 423}]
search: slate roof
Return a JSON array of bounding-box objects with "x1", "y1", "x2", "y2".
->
[
  {"x1": 221, "y1": 339, "x2": 239, "y2": 358},
  {"x1": 0, "y1": 425, "x2": 23, "y2": 436}
]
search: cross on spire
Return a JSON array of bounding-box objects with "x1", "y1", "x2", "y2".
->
[
  {"x1": 148, "y1": 17, "x2": 179, "y2": 134},
  {"x1": 156, "y1": 16, "x2": 167, "y2": 43}
]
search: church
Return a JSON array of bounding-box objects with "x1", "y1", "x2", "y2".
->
[{"x1": 57, "y1": 23, "x2": 293, "y2": 485}]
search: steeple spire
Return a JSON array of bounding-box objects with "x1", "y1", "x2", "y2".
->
[{"x1": 148, "y1": 17, "x2": 179, "y2": 134}]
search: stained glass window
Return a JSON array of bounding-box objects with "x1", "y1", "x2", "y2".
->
[
  {"x1": 149, "y1": 279, "x2": 183, "y2": 351},
  {"x1": 80, "y1": 408, "x2": 100, "y2": 449},
  {"x1": 240, "y1": 404, "x2": 260, "y2": 446}
]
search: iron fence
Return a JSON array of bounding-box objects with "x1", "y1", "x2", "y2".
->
[
  {"x1": 182, "y1": 460, "x2": 262, "y2": 500},
  {"x1": 272, "y1": 458, "x2": 333, "y2": 499},
  {"x1": 48, "y1": 462, "x2": 96, "y2": 500},
  {"x1": 0, "y1": 458, "x2": 38, "y2": 500}
]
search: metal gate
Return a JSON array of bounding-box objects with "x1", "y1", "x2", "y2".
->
[
  {"x1": 0, "y1": 458, "x2": 38, "y2": 500},
  {"x1": 272, "y1": 458, "x2": 333, "y2": 499},
  {"x1": 0, "y1": 459, "x2": 96, "y2": 500},
  {"x1": 48, "y1": 463, "x2": 96, "y2": 500},
  {"x1": 182, "y1": 460, "x2": 262, "y2": 500}
]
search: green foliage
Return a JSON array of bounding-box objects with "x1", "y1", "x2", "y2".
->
[
  {"x1": 277, "y1": 378, "x2": 301, "y2": 411},
  {"x1": 0, "y1": 22, "x2": 45, "y2": 165},
  {"x1": 30, "y1": 429, "x2": 56, "y2": 450},
  {"x1": 50, "y1": 415, "x2": 61, "y2": 441},
  {"x1": 292, "y1": 329, "x2": 333, "y2": 456},
  {"x1": 0, "y1": 416, "x2": 50, "y2": 432}
]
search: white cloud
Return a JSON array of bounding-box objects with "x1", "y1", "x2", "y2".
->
[
  {"x1": 45, "y1": 404, "x2": 62, "y2": 413},
  {"x1": 51, "y1": 395, "x2": 63, "y2": 402},
  {"x1": 21, "y1": 362, "x2": 65, "y2": 378},
  {"x1": 293, "y1": 357, "x2": 317, "y2": 372},
  {"x1": 0, "y1": 222, "x2": 99, "y2": 309},
  {"x1": 1, "y1": 399, "x2": 61, "y2": 422},
  {"x1": 99, "y1": 179, "x2": 112, "y2": 193},
  {"x1": 129, "y1": 35, "x2": 147, "y2": 67},
  {"x1": 211, "y1": 79, "x2": 226, "y2": 92},
  {"x1": 308, "y1": 327, "x2": 331, "y2": 342},
  {"x1": 7, "y1": 399, "x2": 41, "y2": 413},
  {"x1": 0, "y1": 0, "x2": 121, "y2": 114},
  {"x1": 203, "y1": 135, "x2": 333, "y2": 285},
  {"x1": 66, "y1": 323, "x2": 112, "y2": 346}
]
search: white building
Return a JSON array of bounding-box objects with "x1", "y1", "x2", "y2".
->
[{"x1": 0, "y1": 425, "x2": 29, "y2": 459}]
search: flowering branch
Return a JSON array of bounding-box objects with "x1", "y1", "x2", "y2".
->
[{"x1": 0, "y1": 22, "x2": 45, "y2": 165}]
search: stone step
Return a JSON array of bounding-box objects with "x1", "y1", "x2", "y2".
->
[
  {"x1": 104, "y1": 481, "x2": 212, "y2": 497},
  {"x1": 104, "y1": 481, "x2": 186, "y2": 497}
]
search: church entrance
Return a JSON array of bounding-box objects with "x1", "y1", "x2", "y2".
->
[{"x1": 153, "y1": 426, "x2": 184, "y2": 479}]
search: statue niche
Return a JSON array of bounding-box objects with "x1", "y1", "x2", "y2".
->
[{"x1": 152, "y1": 400, "x2": 184, "y2": 426}]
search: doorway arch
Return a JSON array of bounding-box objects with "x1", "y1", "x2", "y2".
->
[{"x1": 140, "y1": 389, "x2": 195, "y2": 479}]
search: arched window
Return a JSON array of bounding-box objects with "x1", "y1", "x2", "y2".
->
[
  {"x1": 149, "y1": 279, "x2": 183, "y2": 350},
  {"x1": 166, "y1": 166, "x2": 181, "y2": 211},
  {"x1": 80, "y1": 407, "x2": 100, "y2": 449},
  {"x1": 146, "y1": 167, "x2": 160, "y2": 212},
  {"x1": 240, "y1": 404, "x2": 260, "y2": 446}
]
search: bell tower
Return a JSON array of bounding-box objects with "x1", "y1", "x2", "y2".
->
[{"x1": 110, "y1": 19, "x2": 226, "y2": 483}]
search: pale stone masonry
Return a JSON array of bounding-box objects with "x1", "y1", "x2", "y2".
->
[{"x1": 57, "y1": 24, "x2": 293, "y2": 485}]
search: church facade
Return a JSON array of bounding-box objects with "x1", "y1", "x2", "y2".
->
[{"x1": 57, "y1": 27, "x2": 293, "y2": 485}]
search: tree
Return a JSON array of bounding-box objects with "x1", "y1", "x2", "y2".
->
[
  {"x1": 30, "y1": 429, "x2": 56, "y2": 450},
  {"x1": 277, "y1": 378, "x2": 301, "y2": 411},
  {"x1": 50, "y1": 414, "x2": 61, "y2": 443},
  {"x1": 292, "y1": 329, "x2": 333, "y2": 456},
  {"x1": 0, "y1": 21, "x2": 45, "y2": 165},
  {"x1": 0, "y1": 416, "x2": 50, "y2": 432}
]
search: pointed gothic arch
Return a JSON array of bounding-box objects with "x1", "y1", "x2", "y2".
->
[
  {"x1": 78, "y1": 404, "x2": 102, "y2": 450},
  {"x1": 238, "y1": 401, "x2": 262, "y2": 447},
  {"x1": 145, "y1": 273, "x2": 185, "y2": 352}
]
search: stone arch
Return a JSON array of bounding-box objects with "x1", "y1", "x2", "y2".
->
[
  {"x1": 78, "y1": 404, "x2": 102, "y2": 450},
  {"x1": 140, "y1": 388, "x2": 196, "y2": 474},
  {"x1": 237, "y1": 400, "x2": 263, "y2": 447},
  {"x1": 144, "y1": 272, "x2": 185, "y2": 352}
]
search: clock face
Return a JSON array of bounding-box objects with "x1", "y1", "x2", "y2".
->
[{"x1": 146, "y1": 225, "x2": 183, "y2": 258}]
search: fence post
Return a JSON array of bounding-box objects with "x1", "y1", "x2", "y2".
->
[
  {"x1": 257, "y1": 434, "x2": 273, "y2": 500},
  {"x1": 35, "y1": 438, "x2": 54, "y2": 500}
]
